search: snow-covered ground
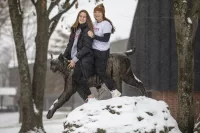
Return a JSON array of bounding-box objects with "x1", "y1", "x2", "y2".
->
[
  {"x1": 0, "y1": 111, "x2": 68, "y2": 133},
  {"x1": 6, "y1": 96, "x2": 200, "y2": 133},
  {"x1": 194, "y1": 117, "x2": 200, "y2": 133},
  {"x1": 63, "y1": 96, "x2": 181, "y2": 133}
]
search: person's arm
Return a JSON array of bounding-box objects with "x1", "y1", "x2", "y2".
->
[
  {"x1": 93, "y1": 33, "x2": 111, "y2": 42},
  {"x1": 93, "y1": 21, "x2": 112, "y2": 42},
  {"x1": 75, "y1": 32, "x2": 93, "y2": 60},
  {"x1": 63, "y1": 32, "x2": 74, "y2": 59}
]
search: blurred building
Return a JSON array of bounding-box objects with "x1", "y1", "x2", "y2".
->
[{"x1": 0, "y1": 87, "x2": 18, "y2": 112}]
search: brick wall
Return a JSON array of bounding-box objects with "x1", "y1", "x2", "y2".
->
[{"x1": 151, "y1": 90, "x2": 200, "y2": 120}]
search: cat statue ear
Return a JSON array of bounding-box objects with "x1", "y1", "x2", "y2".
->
[
  {"x1": 57, "y1": 53, "x2": 69, "y2": 67},
  {"x1": 58, "y1": 53, "x2": 63, "y2": 62}
]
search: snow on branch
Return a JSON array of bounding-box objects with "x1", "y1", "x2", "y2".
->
[
  {"x1": 48, "y1": 20, "x2": 56, "y2": 36},
  {"x1": 187, "y1": 17, "x2": 192, "y2": 24},
  {"x1": 183, "y1": 0, "x2": 187, "y2": 3},
  {"x1": 33, "y1": 99, "x2": 39, "y2": 114},
  {"x1": 50, "y1": 0, "x2": 76, "y2": 22},
  {"x1": 48, "y1": 0, "x2": 76, "y2": 38},
  {"x1": 17, "y1": 0, "x2": 23, "y2": 15}
]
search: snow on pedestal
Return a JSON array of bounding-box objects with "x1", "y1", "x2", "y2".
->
[
  {"x1": 63, "y1": 96, "x2": 181, "y2": 133},
  {"x1": 194, "y1": 117, "x2": 200, "y2": 133}
]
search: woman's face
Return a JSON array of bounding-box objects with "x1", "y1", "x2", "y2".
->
[
  {"x1": 79, "y1": 12, "x2": 87, "y2": 24},
  {"x1": 94, "y1": 11, "x2": 103, "y2": 22}
]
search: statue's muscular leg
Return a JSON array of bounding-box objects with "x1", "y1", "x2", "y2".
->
[
  {"x1": 122, "y1": 67, "x2": 147, "y2": 96},
  {"x1": 116, "y1": 57, "x2": 147, "y2": 96},
  {"x1": 46, "y1": 76, "x2": 76, "y2": 119},
  {"x1": 75, "y1": 80, "x2": 90, "y2": 101}
]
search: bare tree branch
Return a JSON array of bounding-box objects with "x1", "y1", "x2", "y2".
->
[
  {"x1": 63, "y1": 0, "x2": 70, "y2": 8},
  {"x1": 31, "y1": 0, "x2": 36, "y2": 6},
  {"x1": 187, "y1": 0, "x2": 200, "y2": 44},
  {"x1": 17, "y1": 0, "x2": 23, "y2": 15},
  {"x1": 47, "y1": 0, "x2": 61, "y2": 16},
  {"x1": 0, "y1": 2, "x2": 9, "y2": 30},
  {"x1": 48, "y1": 0, "x2": 76, "y2": 38},
  {"x1": 50, "y1": 0, "x2": 76, "y2": 22},
  {"x1": 24, "y1": 15, "x2": 36, "y2": 49}
]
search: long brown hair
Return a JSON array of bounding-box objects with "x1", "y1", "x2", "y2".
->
[
  {"x1": 93, "y1": 3, "x2": 115, "y2": 33},
  {"x1": 103, "y1": 15, "x2": 115, "y2": 33},
  {"x1": 71, "y1": 10, "x2": 94, "y2": 32}
]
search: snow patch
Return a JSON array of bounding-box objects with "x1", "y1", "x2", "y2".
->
[
  {"x1": 33, "y1": 100, "x2": 39, "y2": 114},
  {"x1": 17, "y1": 0, "x2": 22, "y2": 15},
  {"x1": 26, "y1": 127, "x2": 44, "y2": 133},
  {"x1": 49, "y1": 105, "x2": 54, "y2": 110},
  {"x1": 133, "y1": 73, "x2": 142, "y2": 83},
  {"x1": 63, "y1": 96, "x2": 181, "y2": 133},
  {"x1": 195, "y1": 121, "x2": 200, "y2": 128},
  {"x1": 183, "y1": 0, "x2": 187, "y2": 3},
  {"x1": 0, "y1": 111, "x2": 68, "y2": 132},
  {"x1": 187, "y1": 17, "x2": 192, "y2": 24},
  {"x1": 48, "y1": 21, "x2": 55, "y2": 33},
  {"x1": 33, "y1": 103, "x2": 39, "y2": 114},
  {"x1": 126, "y1": 49, "x2": 133, "y2": 53},
  {"x1": 53, "y1": 99, "x2": 58, "y2": 104},
  {"x1": 49, "y1": 99, "x2": 58, "y2": 110},
  {"x1": 194, "y1": 120, "x2": 200, "y2": 132}
]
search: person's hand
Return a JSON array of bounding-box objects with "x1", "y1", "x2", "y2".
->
[
  {"x1": 67, "y1": 60, "x2": 75, "y2": 69},
  {"x1": 87, "y1": 30, "x2": 94, "y2": 38}
]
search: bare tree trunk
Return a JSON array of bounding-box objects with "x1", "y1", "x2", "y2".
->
[
  {"x1": 31, "y1": 0, "x2": 49, "y2": 130},
  {"x1": 8, "y1": 0, "x2": 77, "y2": 132},
  {"x1": 173, "y1": 0, "x2": 199, "y2": 132},
  {"x1": 8, "y1": 0, "x2": 34, "y2": 132},
  {"x1": 29, "y1": 0, "x2": 76, "y2": 129}
]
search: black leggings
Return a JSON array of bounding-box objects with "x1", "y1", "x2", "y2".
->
[
  {"x1": 72, "y1": 62, "x2": 91, "y2": 100},
  {"x1": 93, "y1": 49, "x2": 116, "y2": 91}
]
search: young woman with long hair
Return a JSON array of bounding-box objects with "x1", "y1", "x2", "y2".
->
[
  {"x1": 88, "y1": 4, "x2": 121, "y2": 97},
  {"x1": 63, "y1": 10, "x2": 95, "y2": 101}
]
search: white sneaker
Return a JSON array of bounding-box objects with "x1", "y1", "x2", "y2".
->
[{"x1": 111, "y1": 89, "x2": 121, "y2": 97}]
